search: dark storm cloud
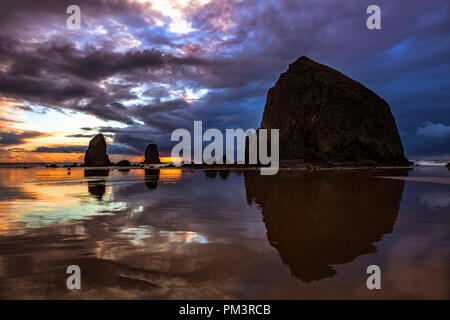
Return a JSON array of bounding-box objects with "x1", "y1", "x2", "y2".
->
[
  {"x1": 0, "y1": 75, "x2": 97, "y2": 101},
  {"x1": 17, "y1": 105, "x2": 40, "y2": 112},
  {"x1": 32, "y1": 144, "x2": 139, "y2": 155},
  {"x1": 104, "y1": 127, "x2": 162, "y2": 153},
  {"x1": 13, "y1": 44, "x2": 208, "y2": 82},
  {"x1": 417, "y1": 122, "x2": 450, "y2": 139},
  {"x1": 0, "y1": 131, "x2": 48, "y2": 146},
  {"x1": 65, "y1": 133, "x2": 113, "y2": 139},
  {"x1": 65, "y1": 134, "x2": 94, "y2": 138},
  {"x1": 0, "y1": 36, "x2": 211, "y2": 91},
  {"x1": 0, "y1": 37, "x2": 217, "y2": 125},
  {"x1": 33, "y1": 146, "x2": 86, "y2": 153},
  {"x1": 0, "y1": 0, "x2": 146, "y2": 35}
]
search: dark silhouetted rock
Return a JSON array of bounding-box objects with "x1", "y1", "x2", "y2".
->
[
  {"x1": 259, "y1": 56, "x2": 409, "y2": 165},
  {"x1": 142, "y1": 144, "x2": 160, "y2": 164},
  {"x1": 84, "y1": 134, "x2": 111, "y2": 166},
  {"x1": 116, "y1": 160, "x2": 131, "y2": 167},
  {"x1": 446, "y1": 162, "x2": 450, "y2": 169}
]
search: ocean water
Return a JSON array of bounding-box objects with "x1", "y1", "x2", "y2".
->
[{"x1": 0, "y1": 167, "x2": 448, "y2": 299}]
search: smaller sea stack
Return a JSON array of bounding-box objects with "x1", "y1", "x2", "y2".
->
[
  {"x1": 142, "y1": 144, "x2": 161, "y2": 164},
  {"x1": 84, "y1": 134, "x2": 111, "y2": 166}
]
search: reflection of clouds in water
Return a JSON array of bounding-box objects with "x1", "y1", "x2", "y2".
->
[
  {"x1": 119, "y1": 226, "x2": 208, "y2": 246},
  {"x1": 379, "y1": 235, "x2": 450, "y2": 299},
  {"x1": 0, "y1": 168, "x2": 449, "y2": 299},
  {"x1": 159, "y1": 230, "x2": 208, "y2": 244},
  {"x1": 420, "y1": 192, "x2": 450, "y2": 210},
  {"x1": 112, "y1": 170, "x2": 266, "y2": 242},
  {"x1": 0, "y1": 168, "x2": 133, "y2": 232}
]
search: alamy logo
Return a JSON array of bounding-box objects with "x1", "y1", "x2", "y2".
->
[
  {"x1": 171, "y1": 121, "x2": 279, "y2": 175},
  {"x1": 366, "y1": 265, "x2": 381, "y2": 289},
  {"x1": 366, "y1": 5, "x2": 381, "y2": 30},
  {"x1": 66, "y1": 265, "x2": 81, "y2": 290},
  {"x1": 66, "y1": 5, "x2": 81, "y2": 30}
]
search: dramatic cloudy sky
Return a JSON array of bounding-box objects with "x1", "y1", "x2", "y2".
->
[{"x1": 0, "y1": 0, "x2": 449, "y2": 162}]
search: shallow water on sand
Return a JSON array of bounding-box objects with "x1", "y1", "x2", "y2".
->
[{"x1": 0, "y1": 167, "x2": 448, "y2": 299}]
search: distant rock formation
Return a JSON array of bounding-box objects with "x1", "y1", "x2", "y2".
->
[
  {"x1": 259, "y1": 56, "x2": 409, "y2": 165},
  {"x1": 142, "y1": 144, "x2": 160, "y2": 164},
  {"x1": 446, "y1": 162, "x2": 450, "y2": 169},
  {"x1": 84, "y1": 134, "x2": 111, "y2": 166},
  {"x1": 116, "y1": 160, "x2": 131, "y2": 167}
]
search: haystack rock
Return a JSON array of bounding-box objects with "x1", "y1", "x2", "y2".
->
[
  {"x1": 260, "y1": 56, "x2": 409, "y2": 165},
  {"x1": 84, "y1": 134, "x2": 111, "y2": 166},
  {"x1": 142, "y1": 144, "x2": 160, "y2": 164}
]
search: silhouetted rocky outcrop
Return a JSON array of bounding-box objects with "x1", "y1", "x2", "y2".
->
[
  {"x1": 84, "y1": 134, "x2": 110, "y2": 166},
  {"x1": 116, "y1": 160, "x2": 131, "y2": 167},
  {"x1": 258, "y1": 56, "x2": 409, "y2": 165},
  {"x1": 142, "y1": 144, "x2": 160, "y2": 164},
  {"x1": 244, "y1": 170, "x2": 406, "y2": 282},
  {"x1": 446, "y1": 162, "x2": 450, "y2": 169}
]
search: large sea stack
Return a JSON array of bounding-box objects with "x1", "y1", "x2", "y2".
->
[
  {"x1": 142, "y1": 144, "x2": 160, "y2": 164},
  {"x1": 260, "y1": 56, "x2": 408, "y2": 165},
  {"x1": 84, "y1": 134, "x2": 111, "y2": 166}
]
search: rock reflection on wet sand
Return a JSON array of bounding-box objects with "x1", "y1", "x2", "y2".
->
[{"x1": 0, "y1": 167, "x2": 448, "y2": 299}]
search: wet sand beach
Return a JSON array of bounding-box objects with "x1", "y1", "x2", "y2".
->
[{"x1": 0, "y1": 166, "x2": 448, "y2": 299}]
